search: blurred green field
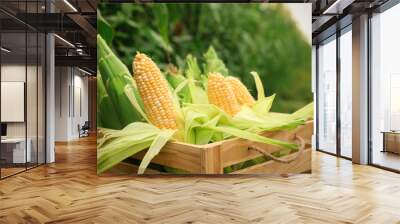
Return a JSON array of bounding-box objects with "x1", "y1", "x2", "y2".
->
[{"x1": 98, "y1": 3, "x2": 312, "y2": 113}]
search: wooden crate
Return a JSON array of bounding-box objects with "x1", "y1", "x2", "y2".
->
[{"x1": 134, "y1": 121, "x2": 314, "y2": 174}]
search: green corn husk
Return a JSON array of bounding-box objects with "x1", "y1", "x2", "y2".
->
[
  {"x1": 185, "y1": 55, "x2": 208, "y2": 104},
  {"x1": 203, "y1": 46, "x2": 229, "y2": 76},
  {"x1": 166, "y1": 54, "x2": 209, "y2": 105},
  {"x1": 291, "y1": 102, "x2": 314, "y2": 121},
  {"x1": 166, "y1": 73, "x2": 192, "y2": 104},
  {"x1": 97, "y1": 73, "x2": 121, "y2": 129},
  {"x1": 185, "y1": 54, "x2": 202, "y2": 80},
  {"x1": 97, "y1": 122, "x2": 175, "y2": 174},
  {"x1": 166, "y1": 72, "x2": 186, "y2": 89},
  {"x1": 97, "y1": 35, "x2": 144, "y2": 127}
]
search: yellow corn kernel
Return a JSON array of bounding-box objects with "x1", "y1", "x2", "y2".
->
[
  {"x1": 133, "y1": 52, "x2": 177, "y2": 129},
  {"x1": 225, "y1": 76, "x2": 255, "y2": 107},
  {"x1": 207, "y1": 73, "x2": 241, "y2": 116}
]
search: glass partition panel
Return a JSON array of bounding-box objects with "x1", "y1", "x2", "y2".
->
[
  {"x1": 339, "y1": 28, "x2": 352, "y2": 158},
  {"x1": 0, "y1": 0, "x2": 46, "y2": 179},
  {"x1": 371, "y1": 4, "x2": 400, "y2": 171},
  {"x1": 27, "y1": 30, "x2": 38, "y2": 169},
  {"x1": 1, "y1": 30, "x2": 27, "y2": 177},
  {"x1": 26, "y1": 0, "x2": 42, "y2": 169},
  {"x1": 38, "y1": 32, "x2": 45, "y2": 165},
  {"x1": 317, "y1": 36, "x2": 337, "y2": 154}
]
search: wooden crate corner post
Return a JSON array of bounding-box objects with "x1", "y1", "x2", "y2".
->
[{"x1": 200, "y1": 145, "x2": 223, "y2": 174}]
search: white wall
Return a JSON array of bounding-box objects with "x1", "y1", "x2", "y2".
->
[
  {"x1": 55, "y1": 66, "x2": 89, "y2": 141},
  {"x1": 71, "y1": 73, "x2": 89, "y2": 138},
  {"x1": 55, "y1": 66, "x2": 70, "y2": 141},
  {"x1": 1, "y1": 65, "x2": 28, "y2": 138}
]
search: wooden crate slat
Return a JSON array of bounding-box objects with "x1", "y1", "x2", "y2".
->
[
  {"x1": 134, "y1": 143, "x2": 202, "y2": 173},
  {"x1": 232, "y1": 148, "x2": 312, "y2": 174},
  {"x1": 294, "y1": 121, "x2": 314, "y2": 145},
  {"x1": 220, "y1": 139, "x2": 264, "y2": 167}
]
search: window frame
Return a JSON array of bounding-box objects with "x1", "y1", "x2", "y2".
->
[{"x1": 315, "y1": 23, "x2": 353, "y2": 161}]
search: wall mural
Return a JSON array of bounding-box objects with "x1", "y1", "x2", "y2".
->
[{"x1": 97, "y1": 3, "x2": 313, "y2": 175}]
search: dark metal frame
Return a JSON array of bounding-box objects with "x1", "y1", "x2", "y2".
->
[
  {"x1": 0, "y1": 13, "x2": 2, "y2": 179},
  {"x1": 315, "y1": 21, "x2": 353, "y2": 162},
  {"x1": 0, "y1": 0, "x2": 47, "y2": 180},
  {"x1": 367, "y1": 10, "x2": 373, "y2": 166},
  {"x1": 336, "y1": 24, "x2": 341, "y2": 158},
  {"x1": 315, "y1": 44, "x2": 319, "y2": 152}
]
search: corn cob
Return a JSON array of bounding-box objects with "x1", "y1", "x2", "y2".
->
[
  {"x1": 207, "y1": 73, "x2": 241, "y2": 116},
  {"x1": 225, "y1": 77, "x2": 255, "y2": 107},
  {"x1": 133, "y1": 52, "x2": 178, "y2": 129}
]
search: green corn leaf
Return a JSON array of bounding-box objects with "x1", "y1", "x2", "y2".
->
[
  {"x1": 98, "y1": 122, "x2": 159, "y2": 148},
  {"x1": 183, "y1": 110, "x2": 207, "y2": 143},
  {"x1": 209, "y1": 126, "x2": 298, "y2": 150},
  {"x1": 97, "y1": 73, "x2": 121, "y2": 129},
  {"x1": 291, "y1": 102, "x2": 314, "y2": 120},
  {"x1": 183, "y1": 103, "x2": 232, "y2": 125},
  {"x1": 233, "y1": 106, "x2": 305, "y2": 132},
  {"x1": 97, "y1": 10, "x2": 113, "y2": 45},
  {"x1": 99, "y1": 132, "x2": 156, "y2": 158},
  {"x1": 183, "y1": 55, "x2": 208, "y2": 104},
  {"x1": 97, "y1": 122, "x2": 162, "y2": 174},
  {"x1": 203, "y1": 46, "x2": 228, "y2": 76},
  {"x1": 153, "y1": 4, "x2": 170, "y2": 48},
  {"x1": 267, "y1": 112, "x2": 293, "y2": 121},
  {"x1": 166, "y1": 73, "x2": 187, "y2": 89},
  {"x1": 250, "y1": 71, "x2": 265, "y2": 100},
  {"x1": 185, "y1": 54, "x2": 201, "y2": 80},
  {"x1": 166, "y1": 73, "x2": 192, "y2": 104},
  {"x1": 138, "y1": 129, "x2": 176, "y2": 174},
  {"x1": 232, "y1": 107, "x2": 269, "y2": 129},
  {"x1": 99, "y1": 58, "x2": 143, "y2": 126},
  {"x1": 98, "y1": 140, "x2": 153, "y2": 174},
  {"x1": 173, "y1": 79, "x2": 189, "y2": 95},
  {"x1": 97, "y1": 35, "x2": 144, "y2": 127},
  {"x1": 124, "y1": 85, "x2": 150, "y2": 124},
  {"x1": 148, "y1": 30, "x2": 173, "y2": 54},
  {"x1": 195, "y1": 115, "x2": 221, "y2": 145},
  {"x1": 187, "y1": 79, "x2": 208, "y2": 104},
  {"x1": 253, "y1": 94, "x2": 275, "y2": 116}
]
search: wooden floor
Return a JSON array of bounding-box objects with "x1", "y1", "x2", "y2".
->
[
  {"x1": 1, "y1": 136, "x2": 400, "y2": 223},
  {"x1": 1, "y1": 167, "x2": 26, "y2": 178},
  {"x1": 372, "y1": 150, "x2": 400, "y2": 171}
]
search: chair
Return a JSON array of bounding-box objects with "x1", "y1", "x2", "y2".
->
[{"x1": 79, "y1": 121, "x2": 90, "y2": 138}]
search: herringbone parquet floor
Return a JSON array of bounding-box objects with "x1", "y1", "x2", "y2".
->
[{"x1": 1, "y1": 136, "x2": 400, "y2": 224}]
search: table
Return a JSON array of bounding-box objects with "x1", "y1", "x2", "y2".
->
[
  {"x1": 1, "y1": 138, "x2": 32, "y2": 164},
  {"x1": 382, "y1": 131, "x2": 400, "y2": 155}
]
